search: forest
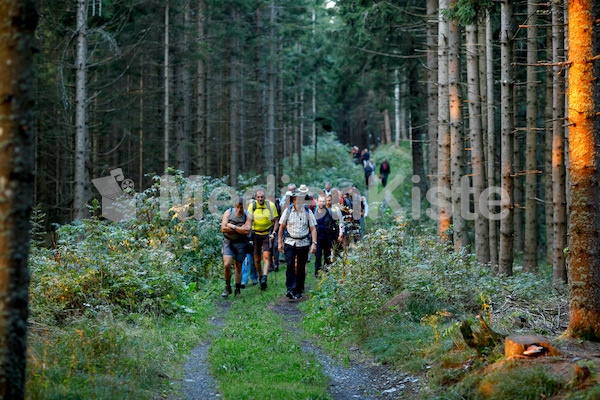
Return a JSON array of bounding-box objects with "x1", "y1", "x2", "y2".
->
[{"x1": 1, "y1": 0, "x2": 600, "y2": 399}]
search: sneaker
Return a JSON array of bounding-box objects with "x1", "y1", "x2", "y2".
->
[
  {"x1": 240, "y1": 283, "x2": 246, "y2": 289},
  {"x1": 260, "y1": 275, "x2": 268, "y2": 291},
  {"x1": 251, "y1": 280, "x2": 258, "y2": 286},
  {"x1": 234, "y1": 287, "x2": 241, "y2": 297},
  {"x1": 294, "y1": 292, "x2": 303, "y2": 299},
  {"x1": 221, "y1": 285, "x2": 232, "y2": 298},
  {"x1": 286, "y1": 290, "x2": 294, "y2": 299}
]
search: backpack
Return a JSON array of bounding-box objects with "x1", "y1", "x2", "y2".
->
[
  {"x1": 316, "y1": 207, "x2": 335, "y2": 242},
  {"x1": 228, "y1": 207, "x2": 248, "y2": 224},
  {"x1": 224, "y1": 208, "x2": 250, "y2": 242}
]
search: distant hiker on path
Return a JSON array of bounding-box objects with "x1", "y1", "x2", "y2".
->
[
  {"x1": 379, "y1": 158, "x2": 391, "y2": 187},
  {"x1": 221, "y1": 197, "x2": 252, "y2": 298},
  {"x1": 351, "y1": 146, "x2": 360, "y2": 164},
  {"x1": 278, "y1": 187, "x2": 317, "y2": 299},
  {"x1": 361, "y1": 148, "x2": 370, "y2": 166},
  {"x1": 364, "y1": 160, "x2": 374, "y2": 189},
  {"x1": 323, "y1": 182, "x2": 333, "y2": 197}
]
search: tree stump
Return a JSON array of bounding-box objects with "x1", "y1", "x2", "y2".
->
[
  {"x1": 460, "y1": 316, "x2": 506, "y2": 353},
  {"x1": 504, "y1": 335, "x2": 561, "y2": 359}
]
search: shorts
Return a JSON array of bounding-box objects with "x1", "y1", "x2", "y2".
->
[
  {"x1": 253, "y1": 232, "x2": 271, "y2": 255},
  {"x1": 222, "y1": 238, "x2": 247, "y2": 262}
]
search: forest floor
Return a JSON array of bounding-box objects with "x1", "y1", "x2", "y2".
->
[{"x1": 178, "y1": 279, "x2": 422, "y2": 399}]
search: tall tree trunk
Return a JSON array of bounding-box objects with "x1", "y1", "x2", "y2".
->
[
  {"x1": 524, "y1": 0, "x2": 538, "y2": 272},
  {"x1": 312, "y1": 7, "x2": 317, "y2": 163},
  {"x1": 513, "y1": 85, "x2": 524, "y2": 257},
  {"x1": 196, "y1": 0, "x2": 205, "y2": 175},
  {"x1": 395, "y1": 68, "x2": 401, "y2": 147},
  {"x1": 499, "y1": 0, "x2": 514, "y2": 275},
  {"x1": 139, "y1": 70, "x2": 144, "y2": 189},
  {"x1": 74, "y1": 0, "x2": 88, "y2": 219},
  {"x1": 412, "y1": 125, "x2": 427, "y2": 195},
  {"x1": 230, "y1": 6, "x2": 238, "y2": 187},
  {"x1": 545, "y1": 33, "x2": 554, "y2": 265},
  {"x1": 437, "y1": 0, "x2": 451, "y2": 240},
  {"x1": 267, "y1": 0, "x2": 276, "y2": 177},
  {"x1": 312, "y1": 79, "x2": 317, "y2": 163},
  {"x1": 400, "y1": 78, "x2": 408, "y2": 141},
  {"x1": 205, "y1": 52, "x2": 212, "y2": 176},
  {"x1": 182, "y1": 2, "x2": 191, "y2": 172},
  {"x1": 478, "y1": 19, "x2": 487, "y2": 138},
  {"x1": 486, "y1": 11, "x2": 499, "y2": 267},
  {"x1": 449, "y1": 15, "x2": 466, "y2": 251},
  {"x1": 174, "y1": 3, "x2": 188, "y2": 173},
  {"x1": 299, "y1": 87, "x2": 304, "y2": 175},
  {"x1": 552, "y1": 1, "x2": 567, "y2": 285},
  {"x1": 466, "y1": 24, "x2": 489, "y2": 263},
  {"x1": 426, "y1": 0, "x2": 438, "y2": 187},
  {"x1": 164, "y1": 3, "x2": 170, "y2": 172},
  {"x1": 277, "y1": 38, "x2": 284, "y2": 182},
  {"x1": 292, "y1": 89, "x2": 298, "y2": 169},
  {"x1": 240, "y1": 72, "x2": 246, "y2": 172},
  {"x1": 383, "y1": 109, "x2": 392, "y2": 144},
  {"x1": 566, "y1": 0, "x2": 600, "y2": 340},
  {"x1": 0, "y1": 0, "x2": 37, "y2": 396},
  {"x1": 253, "y1": 9, "x2": 264, "y2": 175}
]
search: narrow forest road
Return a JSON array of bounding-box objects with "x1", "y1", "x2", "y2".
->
[
  {"x1": 179, "y1": 285, "x2": 421, "y2": 399},
  {"x1": 181, "y1": 301, "x2": 232, "y2": 399}
]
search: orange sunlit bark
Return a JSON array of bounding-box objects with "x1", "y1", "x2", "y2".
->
[{"x1": 566, "y1": 0, "x2": 600, "y2": 340}]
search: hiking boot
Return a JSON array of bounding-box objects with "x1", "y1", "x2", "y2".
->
[
  {"x1": 260, "y1": 275, "x2": 268, "y2": 291},
  {"x1": 286, "y1": 290, "x2": 294, "y2": 299},
  {"x1": 221, "y1": 285, "x2": 232, "y2": 298},
  {"x1": 234, "y1": 287, "x2": 241, "y2": 297},
  {"x1": 294, "y1": 292, "x2": 303, "y2": 299}
]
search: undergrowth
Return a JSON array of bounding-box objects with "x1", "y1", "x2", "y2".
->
[
  {"x1": 301, "y1": 216, "x2": 572, "y2": 398},
  {"x1": 26, "y1": 170, "x2": 258, "y2": 398}
]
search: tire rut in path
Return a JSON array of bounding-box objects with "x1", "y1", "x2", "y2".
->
[
  {"x1": 181, "y1": 301, "x2": 232, "y2": 399},
  {"x1": 272, "y1": 297, "x2": 421, "y2": 400}
]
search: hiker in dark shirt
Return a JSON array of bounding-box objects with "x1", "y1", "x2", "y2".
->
[
  {"x1": 314, "y1": 195, "x2": 335, "y2": 277},
  {"x1": 364, "y1": 160, "x2": 374, "y2": 189},
  {"x1": 379, "y1": 158, "x2": 391, "y2": 187}
]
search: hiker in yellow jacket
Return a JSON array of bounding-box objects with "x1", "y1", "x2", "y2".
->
[{"x1": 247, "y1": 189, "x2": 279, "y2": 291}]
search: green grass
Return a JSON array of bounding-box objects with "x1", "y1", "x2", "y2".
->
[
  {"x1": 474, "y1": 363, "x2": 564, "y2": 400},
  {"x1": 26, "y1": 282, "x2": 219, "y2": 400},
  {"x1": 208, "y1": 263, "x2": 331, "y2": 400}
]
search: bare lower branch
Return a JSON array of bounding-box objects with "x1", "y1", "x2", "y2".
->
[{"x1": 352, "y1": 46, "x2": 425, "y2": 59}]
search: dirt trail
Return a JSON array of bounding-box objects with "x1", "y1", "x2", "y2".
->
[
  {"x1": 272, "y1": 296, "x2": 421, "y2": 400},
  {"x1": 180, "y1": 292, "x2": 420, "y2": 399},
  {"x1": 181, "y1": 301, "x2": 231, "y2": 399}
]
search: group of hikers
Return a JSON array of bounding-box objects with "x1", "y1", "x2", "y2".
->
[
  {"x1": 351, "y1": 146, "x2": 391, "y2": 188},
  {"x1": 220, "y1": 182, "x2": 369, "y2": 300},
  {"x1": 220, "y1": 145, "x2": 391, "y2": 300}
]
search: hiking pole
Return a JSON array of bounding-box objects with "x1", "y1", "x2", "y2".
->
[{"x1": 270, "y1": 234, "x2": 278, "y2": 286}]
